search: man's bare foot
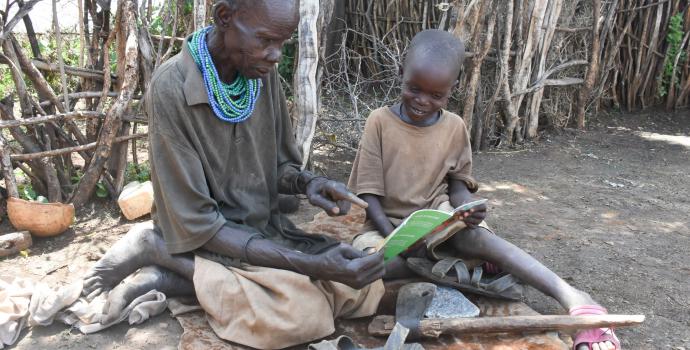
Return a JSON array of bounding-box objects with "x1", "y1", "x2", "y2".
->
[
  {"x1": 82, "y1": 223, "x2": 168, "y2": 300},
  {"x1": 101, "y1": 265, "x2": 194, "y2": 325}
]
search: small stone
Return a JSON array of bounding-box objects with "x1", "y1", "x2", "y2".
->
[
  {"x1": 604, "y1": 241, "x2": 615, "y2": 246},
  {"x1": 86, "y1": 251, "x2": 101, "y2": 261}
]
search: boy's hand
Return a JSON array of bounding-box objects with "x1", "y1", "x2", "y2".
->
[
  {"x1": 306, "y1": 178, "x2": 368, "y2": 216},
  {"x1": 460, "y1": 201, "x2": 487, "y2": 228}
]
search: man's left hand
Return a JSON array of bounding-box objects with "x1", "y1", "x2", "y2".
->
[{"x1": 306, "y1": 178, "x2": 368, "y2": 216}]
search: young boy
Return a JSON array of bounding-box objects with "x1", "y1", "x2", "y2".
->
[{"x1": 348, "y1": 29, "x2": 620, "y2": 350}]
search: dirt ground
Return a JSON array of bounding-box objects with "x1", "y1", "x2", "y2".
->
[{"x1": 1, "y1": 109, "x2": 689, "y2": 350}]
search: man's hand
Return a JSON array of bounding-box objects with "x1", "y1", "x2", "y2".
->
[
  {"x1": 306, "y1": 243, "x2": 385, "y2": 289},
  {"x1": 306, "y1": 177, "x2": 368, "y2": 216}
]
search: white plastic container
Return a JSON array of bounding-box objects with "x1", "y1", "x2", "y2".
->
[{"x1": 118, "y1": 181, "x2": 154, "y2": 220}]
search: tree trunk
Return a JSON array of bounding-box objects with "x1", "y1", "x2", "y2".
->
[
  {"x1": 293, "y1": 0, "x2": 321, "y2": 169},
  {"x1": 193, "y1": 0, "x2": 207, "y2": 31},
  {"x1": 70, "y1": 0, "x2": 140, "y2": 207},
  {"x1": 526, "y1": 0, "x2": 563, "y2": 139},
  {"x1": 500, "y1": 0, "x2": 520, "y2": 146},
  {"x1": 575, "y1": 0, "x2": 602, "y2": 129},
  {"x1": 461, "y1": 4, "x2": 497, "y2": 136}
]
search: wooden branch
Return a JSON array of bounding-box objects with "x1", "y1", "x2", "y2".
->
[
  {"x1": 52, "y1": 0, "x2": 71, "y2": 112},
  {"x1": 0, "y1": 231, "x2": 32, "y2": 258},
  {"x1": 294, "y1": 0, "x2": 321, "y2": 169},
  {"x1": 0, "y1": 136, "x2": 19, "y2": 198},
  {"x1": 511, "y1": 0, "x2": 548, "y2": 124},
  {"x1": 617, "y1": 0, "x2": 669, "y2": 13},
  {"x1": 193, "y1": 0, "x2": 207, "y2": 30},
  {"x1": 111, "y1": 122, "x2": 131, "y2": 194},
  {"x1": 554, "y1": 26, "x2": 590, "y2": 33},
  {"x1": 368, "y1": 314, "x2": 645, "y2": 337},
  {"x1": 0, "y1": 0, "x2": 41, "y2": 41},
  {"x1": 11, "y1": 133, "x2": 147, "y2": 161},
  {"x1": 576, "y1": 0, "x2": 602, "y2": 129},
  {"x1": 18, "y1": 0, "x2": 42, "y2": 59},
  {"x1": 513, "y1": 60, "x2": 588, "y2": 96},
  {"x1": 0, "y1": 111, "x2": 104, "y2": 129},
  {"x1": 40, "y1": 92, "x2": 120, "y2": 107},
  {"x1": 465, "y1": 3, "x2": 496, "y2": 135},
  {"x1": 499, "y1": 0, "x2": 520, "y2": 146},
  {"x1": 150, "y1": 34, "x2": 185, "y2": 44},
  {"x1": 31, "y1": 59, "x2": 115, "y2": 81},
  {"x1": 525, "y1": 0, "x2": 564, "y2": 139},
  {"x1": 70, "y1": 0, "x2": 139, "y2": 208},
  {"x1": 666, "y1": 31, "x2": 690, "y2": 110}
]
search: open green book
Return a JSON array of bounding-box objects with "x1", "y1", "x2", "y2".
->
[{"x1": 377, "y1": 199, "x2": 487, "y2": 261}]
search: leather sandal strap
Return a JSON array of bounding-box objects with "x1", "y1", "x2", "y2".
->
[
  {"x1": 485, "y1": 273, "x2": 520, "y2": 293},
  {"x1": 431, "y1": 258, "x2": 471, "y2": 284},
  {"x1": 470, "y1": 265, "x2": 483, "y2": 286}
]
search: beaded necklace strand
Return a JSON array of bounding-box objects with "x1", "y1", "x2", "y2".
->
[{"x1": 188, "y1": 26, "x2": 262, "y2": 123}]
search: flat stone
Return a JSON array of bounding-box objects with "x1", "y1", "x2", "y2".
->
[{"x1": 425, "y1": 286, "x2": 480, "y2": 319}]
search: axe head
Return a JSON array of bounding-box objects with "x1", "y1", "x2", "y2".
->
[{"x1": 395, "y1": 282, "x2": 437, "y2": 340}]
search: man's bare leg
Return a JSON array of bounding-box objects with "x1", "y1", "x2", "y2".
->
[
  {"x1": 82, "y1": 224, "x2": 195, "y2": 300},
  {"x1": 101, "y1": 265, "x2": 195, "y2": 324},
  {"x1": 451, "y1": 227, "x2": 615, "y2": 350}
]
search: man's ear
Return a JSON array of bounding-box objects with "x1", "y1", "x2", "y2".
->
[{"x1": 213, "y1": 1, "x2": 237, "y2": 29}]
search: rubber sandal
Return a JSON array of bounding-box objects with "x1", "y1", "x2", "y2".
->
[
  {"x1": 569, "y1": 305, "x2": 621, "y2": 350},
  {"x1": 406, "y1": 257, "x2": 524, "y2": 301}
]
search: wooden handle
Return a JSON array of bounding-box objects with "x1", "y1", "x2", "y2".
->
[{"x1": 369, "y1": 314, "x2": 645, "y2": 338}]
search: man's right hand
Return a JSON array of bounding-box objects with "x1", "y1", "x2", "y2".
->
[{"x1": 306, "y1": 243, "x2": 385, "y2": 289}]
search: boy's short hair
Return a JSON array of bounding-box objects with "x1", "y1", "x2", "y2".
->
[{"x1": 404, "y1": 29, "x2": 466, "y2": 79}]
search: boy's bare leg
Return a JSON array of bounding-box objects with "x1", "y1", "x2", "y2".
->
[
  {"x1": 383, "y1": 256, "x2": 415, "y2": 279},
  {"x1": 451, "y1": 227, "x2": 616, "y2": 350},
  {"x1": 82, "y1": 226, "x2": 195, "y2": 300}
]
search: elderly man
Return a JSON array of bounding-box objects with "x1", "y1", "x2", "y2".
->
[{"x1": 81, "y1": 0, "x2": 385, "y2": 348}]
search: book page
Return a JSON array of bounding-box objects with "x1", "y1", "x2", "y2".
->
[{"x1": 379, "y1": 209, "x2": 451, "y2": 261}]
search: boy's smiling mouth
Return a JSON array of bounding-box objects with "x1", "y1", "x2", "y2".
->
[{"x1": 408, "y1": 105, "x2": 428, "y2": 116}]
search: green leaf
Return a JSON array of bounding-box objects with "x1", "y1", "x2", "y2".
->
[
  {"x1": 96, "y1": 182, "x2": 108, "y2": 198},
  {"x1": 21, "y1": 185, "x2": 37, "y2": 201}
]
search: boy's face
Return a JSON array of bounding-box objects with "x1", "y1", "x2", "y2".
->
[{"x1": 400, "y1": 62, "x2": 457, "y2": 123}]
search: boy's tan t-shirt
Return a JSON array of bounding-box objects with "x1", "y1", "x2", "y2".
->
[{"x1": 348, "y1": 107, "x2": 478, "y2": 227}]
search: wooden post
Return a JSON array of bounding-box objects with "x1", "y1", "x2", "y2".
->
[
  {"x1": 526, "y1": 0, "x2": 564, "y2": 139},
  {"x1": 294, "y1": 0, "x2": 320, "y2": 169},
  {"x1": 0, "y1": 136, "x2": 19, "y2": 198},
  {"x1": 70, "y1": 0, "x2": 140, "y2": 207},
  {"x1": 194, "y1": 0, "x2": 207, "y2": 31},
  {"x1": 575, "y1": 0, "x2": 602, "y2": 129},
  {"x1": 52, "y1": 0, "x2": 71, "y2": 112}
]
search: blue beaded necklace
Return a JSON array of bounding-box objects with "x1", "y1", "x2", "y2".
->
[{"x1": 188, "y1": 26, "x2": 262, "y2": 123}]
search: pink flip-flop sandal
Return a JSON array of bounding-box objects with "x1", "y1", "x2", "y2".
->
[{"x1": 569, "y1": 305, "x2": 621, "y2": 349}]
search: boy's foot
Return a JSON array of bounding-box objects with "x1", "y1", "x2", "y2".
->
[
  {"x1": 564, "y1": 291, "x2": 619, "y2": 350},
  {"x1": 101, "y1": 265, "x2": 194, "y2": 324},
  {"x1": 82, "y1": 223, "x2": 168, "y2": 300}
]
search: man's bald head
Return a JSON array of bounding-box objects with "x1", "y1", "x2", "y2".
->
[
  {"x1": 215, "y1": 0, "x2": 299, "y2": 15},
  {"x1": 404, "y1": 29, "x2": 465, "y2": 80},
  {"x1": 209, "y1": 0, "x2": 299, "y2": 80}
]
